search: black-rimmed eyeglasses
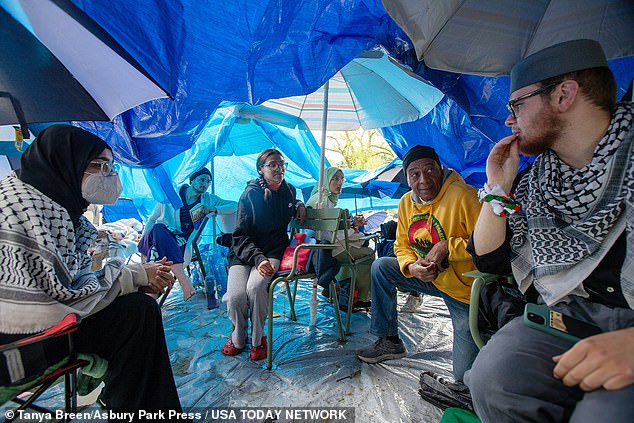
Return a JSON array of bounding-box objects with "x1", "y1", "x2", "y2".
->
[
  {"x1": 506, "y1": 83, "x2": 559, "y2": 119},
  {"x1": 261, "y1": 161, "x2": 288, "y2": 171}
]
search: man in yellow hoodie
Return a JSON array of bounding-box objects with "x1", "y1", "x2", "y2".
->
[{"x1": 356, "y1": 145, "x2": 480, "y2": 381}]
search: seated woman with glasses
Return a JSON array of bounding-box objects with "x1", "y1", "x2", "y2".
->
[
  {"x1": 139, "y1": 167, "x2": 237, "y2": 301},
  {"x1": 0, "y1": 124, "x2": 184, "y2": 414},
  {"x1": 222, "y1": 148, "x2": 306, "y2": 360},
  {"x1": 306, "y1": 166, "x2": 373, "y2": 309}
]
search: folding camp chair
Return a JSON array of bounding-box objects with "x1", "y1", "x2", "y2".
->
[
  {"x1": 0, "y1": 314, "x2": 89, "y2": 423},
  {"x1": 265, "y1": 208, "x2": 376, "y2": 370},
  {"x1": 188, "y1": 212, "x2": 233, "y2": 284},
  {"x1": 187, "y1": 215, "x2": 211, "y2": 280},
  {"x1": 158, "y1": 215, "x2": 210, "y2": 308}
]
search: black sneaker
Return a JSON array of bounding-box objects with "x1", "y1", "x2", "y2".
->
[
  {"x1": 356, "y1": 337, "x2": 407, "y2": 364},
  {"x1": 353, "y1": 300, "x2": 371, "y2": 310},
  {"x1": 418, "y1": 371, "x2": 474, "y2": 411},
  {"x1": 320, "y1": 286, "x2": 330, "y2": 300}
]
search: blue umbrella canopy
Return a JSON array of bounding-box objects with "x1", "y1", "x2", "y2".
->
[{"x1": 264, "y1": 49, "x2": 442, "y2": 207}]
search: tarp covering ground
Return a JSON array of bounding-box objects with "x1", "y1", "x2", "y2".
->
[{"x1": 1, "y1": 282, "x2": 457, "y2": 422}]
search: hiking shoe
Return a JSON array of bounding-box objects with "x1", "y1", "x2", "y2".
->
[
  {"x1": 401, "y1": 293, "x2": 423, "y2": 313},
  {"x1": 356, "y1": 337, "x2": 407, "y2": 364},
  {"x1": 221, "y1": 335, "x2": 244, "y2": 356},
  {"x1": 250, "y1": 336, "x2": 267, "y2": 361}
]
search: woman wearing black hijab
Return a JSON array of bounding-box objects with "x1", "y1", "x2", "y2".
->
[{"x1": 0, "y1": 125, "x2": 184, "y2": 416}]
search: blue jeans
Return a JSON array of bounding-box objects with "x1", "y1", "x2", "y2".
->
[
  {"x1": 138, "y1": 223, "x2": 186, "y2": 263},
  {"x1": 370, "y1": 257, "x2": 478, "y2": 381}
]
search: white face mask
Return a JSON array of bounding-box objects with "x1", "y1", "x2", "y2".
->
[{"x1": 81, "y1": 173, "x2": 122, "y2": 204}]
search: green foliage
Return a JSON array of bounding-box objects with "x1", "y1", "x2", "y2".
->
[{"x1": 326, "y1": 129, "x2": 395, "y2": 169}]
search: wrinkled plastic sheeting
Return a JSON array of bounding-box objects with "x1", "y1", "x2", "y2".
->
[
  {"x1": 63, "y1": 0, "x2": 634, "y2": 183},
  {"x1": 117, "y1": 105, "x2": 329, "y2": 212},
  {"x1": 169, "y1": 105, "x2": 326, "y2": 186},
  {"x1": 161, "y1": 282, "x2": 452, "y2": 422},
  {"x1": 69, "y1": 0, "x2": 414, "y2": 167},
  {"x1": 13, "y1": 283, "x2": 454, "y2": 422}
]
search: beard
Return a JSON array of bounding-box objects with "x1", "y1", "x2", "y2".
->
[{"x1": 518, "y1": 106, "x2": 564, "y2": 156}]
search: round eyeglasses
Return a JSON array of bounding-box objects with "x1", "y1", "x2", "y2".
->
[
  {"x1": 261, "y1": 161, "x2": 288, "y2": 171},
  {"x1": 88, "y1": 160, "x2": 120, "y2": 176}
]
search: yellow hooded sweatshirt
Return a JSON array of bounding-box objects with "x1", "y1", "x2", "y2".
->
[{"x1": 395, "y1": 170, "x2": 480, "y2": 304}]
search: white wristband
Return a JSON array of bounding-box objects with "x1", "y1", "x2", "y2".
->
[{"x1": 477, "y1": 183, "x2": 520, "y2": 217}]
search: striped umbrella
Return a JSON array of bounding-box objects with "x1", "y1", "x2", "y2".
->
[
  {"x1": 264, "y1": 50, "x2": 443, "y2": 206},
  {"x1": 264, "y1": 50, "x2": 443, "y2": 132}
]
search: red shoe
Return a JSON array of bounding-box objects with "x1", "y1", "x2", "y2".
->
[
  {"x1": 250, "y1": 336, "x2": 267, "y2": 361},
  {"x1": 221, "y1": 335, "x2": 244, "y2": 356}
]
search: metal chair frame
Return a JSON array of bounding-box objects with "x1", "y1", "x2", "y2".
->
[
  {"x1": 158, "y1": 215, "x2": 210, "y2": 308},
  {"x1": 0, "y1": 314, "x2": 88, "y2": 423},
  {"x1": 265, "y1": 207, "x2": 376, "y2": 369}
]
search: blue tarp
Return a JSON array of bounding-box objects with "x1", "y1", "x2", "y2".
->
[
  {"x1": 118, "y1": 104, "x2": 330, "y2": 217},
  {"x1": 68, "y1": 0, "x2": 633, "y2": 181},
  {"x1": 5, "y1": 0, "x2": 633, "y2": 207},
  {"x1": 68, "y1": 0, "x2": 413, "y2": 167},
  {"x1": 119, "y1": 103, "x2": 403, "y2": 218}
]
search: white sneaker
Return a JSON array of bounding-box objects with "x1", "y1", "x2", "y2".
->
[
  {"x1": 400, "y1": 293, "x2": 423, "y2": 312},
  {"x1": 77, "y1": 381, "x2": 105, "y2": 407}
]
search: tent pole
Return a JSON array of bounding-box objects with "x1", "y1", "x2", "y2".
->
[
  {"x1": 211, "y1": 157, "x2": 217, "y2": 250},
  {"x1": 210, "y1": 157, "x2": 216, "y2": 195},
  {"x1": 317, "y1": 81, "x2": 329, "y2": 209}
]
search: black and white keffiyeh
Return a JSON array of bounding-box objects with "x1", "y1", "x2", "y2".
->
[
  {"x1": 0, "y1": 177, "x2": 124, "y2": 334},
  {"x1": 510, "y1": 102, "x2": 634, "y2": 307}
]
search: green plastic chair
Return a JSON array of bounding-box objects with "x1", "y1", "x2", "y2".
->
[
  {"x1": 463, "y1": 271, "x2": 515, "y2": 350},
  {"x1": 266, "y1": 207, "x2": 373, "y2": 370},
  {"x1": 439, "y1": 407, "x2": 481, "y2": 423}
]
